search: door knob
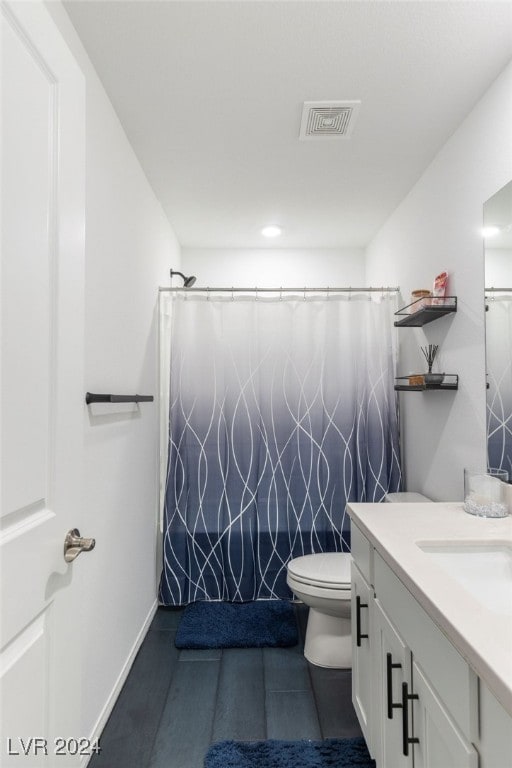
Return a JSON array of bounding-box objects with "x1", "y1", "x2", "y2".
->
[{"x1": 64, "y1": 528, "x2": 96, "y2": 563}]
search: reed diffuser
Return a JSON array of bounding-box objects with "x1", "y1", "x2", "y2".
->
[{"x1": 420, "y1": 344, "x2": 444, "y2": 386}]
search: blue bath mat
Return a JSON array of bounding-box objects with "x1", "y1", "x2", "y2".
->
[
  {"x1": 204, "y1": 737, "x2": 375, "y2": 767},
  {"x1": 175, "y1": 600, "x2": 298, "y2": 649}
]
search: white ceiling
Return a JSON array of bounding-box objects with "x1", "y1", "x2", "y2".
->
[{"x1": 63, "y1": 1, "x2": 512, "y2": 249}]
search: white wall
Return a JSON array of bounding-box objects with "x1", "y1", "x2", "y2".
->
[
  {"x1": 45, "y1": 1, "x2": 181, "y2": 743},
  {"x1": 365, "y1": 62, "x2": 512, "y2": 501},
  {"x1": 182, "y1": 248, "x2": 365, "y2": 288}
]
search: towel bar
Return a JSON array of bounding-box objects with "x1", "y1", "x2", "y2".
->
[{"x1": 85, "y1": 392, "x2": 154, "y2": 404}]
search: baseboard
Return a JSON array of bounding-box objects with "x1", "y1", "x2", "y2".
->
[{"x1": 82, "y1": 599, "x2": 158, "y2": 767}]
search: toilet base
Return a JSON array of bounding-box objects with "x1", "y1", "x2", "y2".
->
[{"x1": 304, "y1": 608, "x2": 352, "y2": 668}]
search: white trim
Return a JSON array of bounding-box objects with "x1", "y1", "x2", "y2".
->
[{"x1": 82, "y1": 600, "x2": 158, "y2": 767}]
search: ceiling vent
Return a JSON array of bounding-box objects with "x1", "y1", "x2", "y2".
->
[{"x1": 299, "y1": 101, "x2": 361, "y2": 140}]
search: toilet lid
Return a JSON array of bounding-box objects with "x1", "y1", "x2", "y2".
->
[{"x1": 287, "y1": 552, "x2": 351, "y2": 588}]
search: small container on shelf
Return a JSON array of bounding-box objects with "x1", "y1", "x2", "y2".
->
[
  {"x1": 432, "y1": 271, "x2": 449, "y2": 305},
  {"x1": 409, "y1": 290, "x2": 432, "y2": 312}
]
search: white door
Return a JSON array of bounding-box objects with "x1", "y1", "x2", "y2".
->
[{"x1": 1, "y1": 2, "x2": 87, "y2": 765}]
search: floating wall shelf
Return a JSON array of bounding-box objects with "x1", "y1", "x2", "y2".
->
[
  {"x1": 394, "y1": 296, "x2": 457, "y2": 327},
  {"x1": 394, "y1": 374, "x2": 459, "y2": 392}
]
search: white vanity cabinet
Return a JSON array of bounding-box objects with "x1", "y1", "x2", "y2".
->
[
  {"x1": 412, "y1": 658, "x2": 478, "y2": 768},
  {"x1": 479, "y1": 681, "x2": 512, "y2": 768},
  {"x1": 351, "y1": 523, "x2": 480, "y2": 768},
  {"x1": 373, "y1": 593, "x2": 475, "y2": 768},
  {"x1": 351, "y1": 560, "x2": 374, "y2": 752},
  {"x1": 375, "y1": 550, "x2": 479, "y2": 768},
  {"x1": 372, "y1": 597, "x2": 411, "y2": 768}
]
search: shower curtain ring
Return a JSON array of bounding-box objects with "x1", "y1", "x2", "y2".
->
[
  {"x1": 207, "y1": 287, "x2": 210, "y2": 300},
  {"x1": 280, "y1": 287, "x2": 283, "y2": 300},
  {"x1": 231, "y1": 287, "x2": 234, "y2": 301},
  {"x1": 303, "y1": 287, "x2": 306, "y2": 301}
]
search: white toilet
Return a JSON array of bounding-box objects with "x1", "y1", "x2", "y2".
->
[
  {"x1": 287, "y1": 551, "x2": 352, "y2": 668},
  {"x1": 287, "y1": 491, "x2": 431, "y2": 668}
]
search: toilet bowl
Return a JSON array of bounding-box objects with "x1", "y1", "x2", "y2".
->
[
  {"x1": 286, "y1": 552, "x2": 352, "y2": 668},
  {"x1": 287, "y1": 493, "x2": 432, "y2": 669}
]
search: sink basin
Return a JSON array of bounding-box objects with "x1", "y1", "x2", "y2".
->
[{"x1": 417, "y1": 542, "x2": 512, "y2": 616}]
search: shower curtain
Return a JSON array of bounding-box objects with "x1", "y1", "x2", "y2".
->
[
  {"x1": 159, "y1": 292, "x2": 401, "y2": 605},
  {"x1": 486, "y1": 296, "x2": 512, "y2": 477}
]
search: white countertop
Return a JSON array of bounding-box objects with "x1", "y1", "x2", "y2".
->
[{"x1": 347, "y1": 501, "x2": 512, "y2": 715}]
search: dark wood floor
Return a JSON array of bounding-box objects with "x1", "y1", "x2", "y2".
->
[{"x1": 89, "y1": 604, "x2": 363, "y2": 768}]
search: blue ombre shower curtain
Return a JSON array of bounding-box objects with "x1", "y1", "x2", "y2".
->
[
  {"x1": 487, "y1": 296, "x2": 512, "y2": 477},
  {"x1": 159, "y1": 292, "x2": 401, "y2": 605}
]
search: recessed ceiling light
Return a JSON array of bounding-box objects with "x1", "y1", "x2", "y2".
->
[{"x1": 261, "y1": 225, "x2": 282, "y2": 238}]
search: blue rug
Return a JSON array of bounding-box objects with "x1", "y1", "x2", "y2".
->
[
  {"x1": 174, "y1": 600, "x2": 298, "y2": 649},
  {"x1": 204, "y1": 737, "x2": 375, "y2": 767}
]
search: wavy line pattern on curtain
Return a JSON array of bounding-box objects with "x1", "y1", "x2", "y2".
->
[
  {"x1": 486, "y1": 296, "x2": 512, "y2": 477},
  {"x1": 159, "y1": 293, "x2": 401, "y2": 605}
]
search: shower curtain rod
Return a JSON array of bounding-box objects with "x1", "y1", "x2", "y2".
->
[{"x1": 160, "y1": 286, "x2": 399, "y2": 294}]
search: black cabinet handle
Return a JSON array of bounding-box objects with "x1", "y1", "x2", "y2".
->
[
  {"x1": 401, "y1": 682, "x2": 419, "y2": 756},
  {"x1": 386, "y1": 653, "x2": 402, "y2": 719},
  {"x1": 356, "y1": 595, "x2": 369, "y2": 647}
]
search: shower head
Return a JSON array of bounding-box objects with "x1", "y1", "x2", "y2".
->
[{"x1": 170, "y1": 269, "x2": 197, "y2": 288}]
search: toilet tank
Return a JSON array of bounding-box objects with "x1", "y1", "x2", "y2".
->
[{"x1": 385, "y1": 492, "x2": 431, "y2": 502}]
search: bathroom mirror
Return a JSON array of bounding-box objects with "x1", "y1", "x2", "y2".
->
[{"x1": 484, "y1": 180, "x2": 512, "y2": 477}]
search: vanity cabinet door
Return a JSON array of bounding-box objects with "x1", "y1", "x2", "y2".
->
[
  {"x1": 478, "y1": 682, "x2": 512, "y2": 768},
  {"x1": 373, "y1": 599, "x2": 412, "y2": 768},
  {"x1": 412, "y1": 660, "x2": 478, "y2": 768},
  {"x1": 351, "y1": 561, "x2": 374, "y2": 755}
]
